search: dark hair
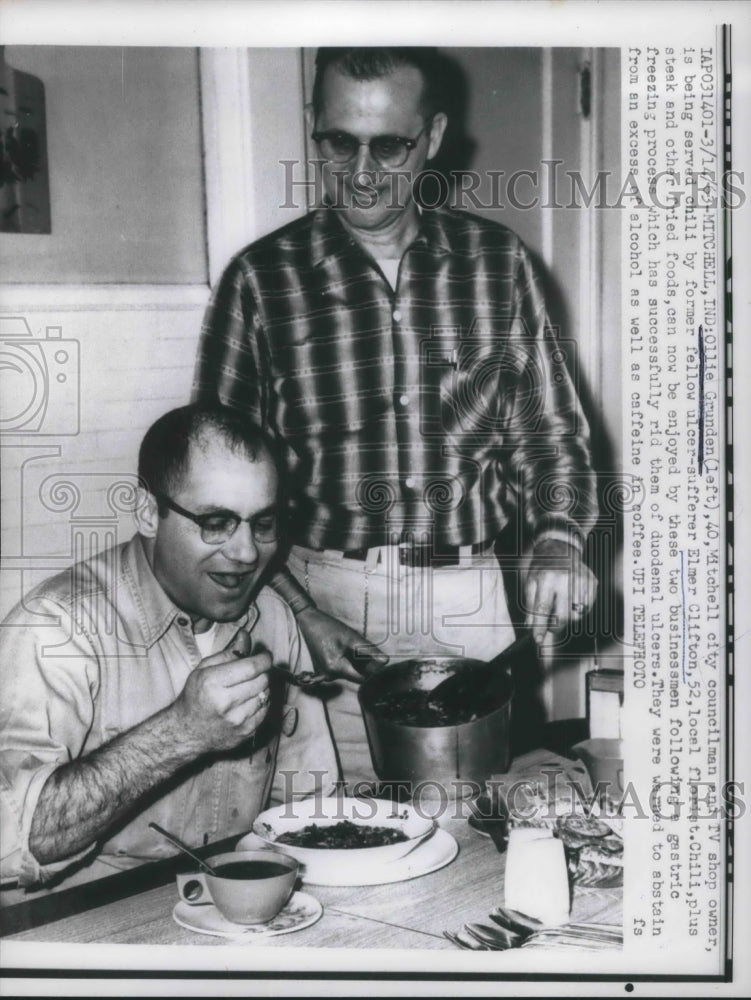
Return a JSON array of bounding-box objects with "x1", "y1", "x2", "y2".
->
[
  {"x1": 137, "y1": 402, "x2": 281, "y2": 502},
  {"x1": 311, "y1": 47, "x2": 447, "y2": 120}
]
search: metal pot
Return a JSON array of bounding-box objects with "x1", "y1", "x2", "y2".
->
[{"x1": 358, "y1": 636, "x2": 533, "y2": 800}]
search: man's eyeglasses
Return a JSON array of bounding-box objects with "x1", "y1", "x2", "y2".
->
[
  {"x1": 156, "y1": 495, "x2": 279, "y2": 545},
  {"x1": 311, "y1": 123, "x2": 431, "y2": 168}
]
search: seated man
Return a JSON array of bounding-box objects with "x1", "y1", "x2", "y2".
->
[{"x1": 0, "y1": 402, "x2": 338, "y2": 896}]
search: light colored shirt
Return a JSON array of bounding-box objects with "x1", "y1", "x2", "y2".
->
[{"x1": 0, "y1": 535, "x2": 338, "y2": 889}]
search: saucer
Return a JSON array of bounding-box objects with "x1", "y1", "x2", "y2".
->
[
  {"x1": 172, "y1": 890, "x2": 322, "y2": 939},
  {"x1": 235, "y1": 828, "x2": 459, "y2": 887}
]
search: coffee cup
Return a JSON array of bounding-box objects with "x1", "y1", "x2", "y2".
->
[{"x1": 176, "y1": 850, "x2": 298, "y2": 925}]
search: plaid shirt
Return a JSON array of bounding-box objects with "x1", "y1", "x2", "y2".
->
[{"x1": 194, "y1": 207, "x2": 597, "y2": 553}]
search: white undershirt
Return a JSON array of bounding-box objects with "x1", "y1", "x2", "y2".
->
[
  {"x1": 377, "y1": 258, "x2": 400, "y2": 290},
  {"x1": 193, "y1": 623, "x2": 218, "y2": 659}
]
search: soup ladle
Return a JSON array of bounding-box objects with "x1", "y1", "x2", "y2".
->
[
  {"x1": 149, "y1": 821, "x2": 218, "y2": 876},
  {"x1": 425, "y1": 631, "x2": 536, "y2": 718}
]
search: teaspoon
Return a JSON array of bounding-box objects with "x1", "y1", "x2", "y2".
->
[{"x1": 148, "y1": 821, "x2": 218, "y2": 876}]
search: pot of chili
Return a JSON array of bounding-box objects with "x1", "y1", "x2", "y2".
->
[{"x1": 358, "y1": 633, "x2": 536, "y2": 799}]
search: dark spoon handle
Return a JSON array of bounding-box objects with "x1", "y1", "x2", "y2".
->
[
  {"x1": 485, "y1": 630, "x2": 537, "y2": 674},
  {"x1": 148, "y1": 822, "x2": 217, "y2": 876}
]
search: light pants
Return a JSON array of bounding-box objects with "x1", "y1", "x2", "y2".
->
[{"x1": 289, "y1": 545, "x2": 515, "y2": 789}]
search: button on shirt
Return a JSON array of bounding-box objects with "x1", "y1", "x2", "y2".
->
[
  {"x1": 0, "y1": 535, "x2": 337, "y2": 888},
  {"x1": 193, "y1": 206, "x2": 598, "y2": 552}
]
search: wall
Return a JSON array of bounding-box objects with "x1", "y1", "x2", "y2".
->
[
  {"x1": 0, "y1": 47, "x2": 207, "y2": 283},
  {"x1": 0, "y1": 295, "x2": 204, "y2": 615},
  {"x1": 0, "y1": 47, "x2": 308, "y2": 620},
  {"x1": 439, "y1": 47, "x2": 545, "y2": 251},
  {"x1": 1, "y1": 46, "x2": 208, "y2": 617}
]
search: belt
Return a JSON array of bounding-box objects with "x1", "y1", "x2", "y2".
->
[{"x1": 341, "y1": 540, "x2": 492, "y2": 569}]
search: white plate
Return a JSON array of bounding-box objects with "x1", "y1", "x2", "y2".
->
[
  {"x1": 172, "y1": 890, "x2": 322, "y2": 940},
  {"x1": 250, "y1": 796, "x2": 435, "y2": 877},
  {"x1": 237, "y1": 827, "x2": 459, "y2": 887}
]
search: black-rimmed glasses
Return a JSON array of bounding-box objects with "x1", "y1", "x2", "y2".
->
[
  {"x1": 156, "y1": 495, "x2": 279, "y2": 545},
  {"x1": 311, "y1": 123, "x2": 431, "y2": 168}
]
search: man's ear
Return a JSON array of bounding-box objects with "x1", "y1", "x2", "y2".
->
[
  {"x1": 426, "y1": 112, "x2": 448, "y2": 161},
  {"x1": 134, "y1": 488, "x2": 160, "y2": 539}
]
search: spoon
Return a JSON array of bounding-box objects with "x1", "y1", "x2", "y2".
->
[
  {"x1": 464, "y1": 921, "x2": 522, "y2": 950},
  {"x1": 426, "y1": 632, "x2": 536, "y2": 717},
  {"x1": 467, "y1": 795, "x2": 509, "y2": 854},
  {"x1": 231, "y1": 634, "x2": 350, "y2": 689},
  {"x1": 489, "y1": 905, "x2": 544, "y2": 936},
  {"x1": 268, "y1": 664, "x2": 362, "y2": 688},
  {"x1": 148, "y1": 822, "x2": 218, "y2": 876},
  {"x1": 443, "y1": 928, "x2": 489, "y2": 950},
  {"x1": 268, "y1": 664, "x2": 326, "y2": 688}
]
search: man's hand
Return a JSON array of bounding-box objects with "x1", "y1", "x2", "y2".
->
[
  {"x1": 295, "y1": 607, "x2": 388, "y2": 682},
  {"x1": 174, "y1": 629, "x2": 272, "y2": 754},
  {"x1": 524, "y1": 538, "x2": 598, "y2": 645},
  {"x1": 29, "y1": 629, "x2": 271, "y2": 867}
]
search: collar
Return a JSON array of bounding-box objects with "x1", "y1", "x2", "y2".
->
[
  {"x1": 309, "y1": 207, "x2": 357, "y2": 266},
  {"x1": 411, "y1": 206, "x2": 453, "y2": 255},
  {"x1": 120, "y1": 535, "x2": 253, "y2": 649},
  {"x1": 309, "y1": 205, "x2": 453, "y2": 266}
]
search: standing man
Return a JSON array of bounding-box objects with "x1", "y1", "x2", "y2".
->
[
  {"x1": 0, "y1": 403, "x2": 337, "y2": 893},
  {"x1": 194, "y1": 48, "x2": 598, "y2": 789}
]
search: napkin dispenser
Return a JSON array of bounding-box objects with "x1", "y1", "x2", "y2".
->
[
  {"x1": 570, "y1": 737, "x2": 624, "y2": 807},
  {"x1": 586, "y1": 669, "x2": 623, "y2": 739}
]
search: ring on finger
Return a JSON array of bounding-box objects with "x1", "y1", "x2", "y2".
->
[{"x1": 257, "y1": 688, "x2": 270, "y2": 709}]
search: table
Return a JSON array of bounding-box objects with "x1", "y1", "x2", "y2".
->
[{"x1": 1, "y1": 816, "x2": 621, "y2": 951}]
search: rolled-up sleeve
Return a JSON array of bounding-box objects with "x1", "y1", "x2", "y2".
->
[{"x1": 0, "y1": 597, "x2": 100, "y2": 885}]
